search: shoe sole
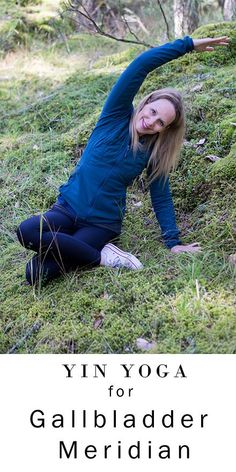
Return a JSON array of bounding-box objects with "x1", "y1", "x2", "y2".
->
[{"x1": 106, "y1": 243, "x2": 143, "y2": 270}]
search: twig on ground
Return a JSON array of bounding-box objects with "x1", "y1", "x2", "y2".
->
[{"x1": 8, "y1": 322, "x2": 42, "y2": 354}]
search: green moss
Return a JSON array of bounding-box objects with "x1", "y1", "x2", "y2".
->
[
  {"x1": 94, "y1": 47, "x2": 139, "y2": 69},
  {"x1": 218, "y1": 115, "x2": 236, "y2": 146},
  {"x1": 209, "y1": 154, "x2": 236, "y2": 182},
  {"x1": 228, "y1": 142, "x2": 236, "y2": 158}
]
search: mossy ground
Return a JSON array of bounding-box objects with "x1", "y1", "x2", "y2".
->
[{"x1": 1, "y1": 3, "x2": 236, "y2": 354}]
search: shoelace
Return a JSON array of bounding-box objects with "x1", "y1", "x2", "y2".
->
[{"x1": 111, "y1": 256, "x2": 124, "y2": 268}]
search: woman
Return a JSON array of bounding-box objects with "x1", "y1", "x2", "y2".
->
[{"x1": 17, "y1": 35, "x2": 229, "y2": 285}]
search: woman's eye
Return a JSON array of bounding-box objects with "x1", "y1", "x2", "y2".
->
[{"x1": 151, "y1": 109, "x2": 156, "y2": 114}]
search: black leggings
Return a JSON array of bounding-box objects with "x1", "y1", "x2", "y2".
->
[{"x1": 16, "y1": 205, "x2": 118, "y2": 285}]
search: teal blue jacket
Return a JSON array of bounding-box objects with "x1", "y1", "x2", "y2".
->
[{"x1": 59, "y1": 36, "x2": 194, "y2": 248}]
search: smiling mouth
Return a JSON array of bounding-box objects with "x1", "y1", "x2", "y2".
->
[{"x1": 142, "y1": 118, "x2": 149, "y2": 130}]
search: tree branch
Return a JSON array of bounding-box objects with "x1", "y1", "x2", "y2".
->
[
  {"x1": 64, "y1": 0, "x2": 154, "y2": 48},
  {"x1": 156, "y1": 0, "x2": 171, "y2": 40},
  {"x1": 121, "y1": 11, "x2": 142, "y2": 44}
]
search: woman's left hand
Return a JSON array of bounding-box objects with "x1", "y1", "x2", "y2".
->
[
  {"x1": 171, "y1": 243, "x2": 201, "y2": 254},
  {"x1": 193, "y1": 36, "x2": 230, "y2": 52}
]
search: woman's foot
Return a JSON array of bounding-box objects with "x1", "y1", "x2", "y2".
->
[{"x1": 100, "y1": 243, "x2": 143, "y2": 270}]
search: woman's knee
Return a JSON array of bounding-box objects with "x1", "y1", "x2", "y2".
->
[{"x1": 16, "y1": 216, "x2": 39, "y2": 250}]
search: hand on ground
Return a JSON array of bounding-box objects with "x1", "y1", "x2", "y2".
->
[
  {"x1": 193, "y1": 36, "x2": 230, "y2": 52},
  {"x1": 171, "y1": 243, "x2": 201, "y2": 254}
]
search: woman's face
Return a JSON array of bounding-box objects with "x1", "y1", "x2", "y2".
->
[{"x1": 135, "y1": 98, "x2": 176, "y2": 136}]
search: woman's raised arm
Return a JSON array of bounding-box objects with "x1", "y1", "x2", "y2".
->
[
  {"x1": 101, "y1": 37, "x2": 194, "y2": 117},
  {"x1": 100, "y1": 35, "x2": 230, "y2": 118}
]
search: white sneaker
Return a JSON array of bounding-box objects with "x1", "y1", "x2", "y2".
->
[{"x1": 100, "y1": 243, "x2": 143, "y2": 270}]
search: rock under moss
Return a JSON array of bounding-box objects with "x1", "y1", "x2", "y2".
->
[{"x1": 209, "y1": 143, "x2": 236, "y2": 182}]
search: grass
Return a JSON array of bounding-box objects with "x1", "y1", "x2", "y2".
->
[{"x1": 1, "y1": 2, "x2": 236, "y2": 353}]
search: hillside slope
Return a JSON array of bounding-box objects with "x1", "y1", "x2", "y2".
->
[{"x1": 1, "y1": 16, "x2": 236, "y2": 353}]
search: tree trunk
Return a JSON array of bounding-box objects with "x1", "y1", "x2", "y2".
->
[
  {"x1": 223, "y1": 0, "x2": 236, "y2": 20},
  {"x1": 218, "y1": 0, "x2": 225, "y2": 10},
  {"x1": 174, "y1": 0, "x2": 199, "y2": 36}
]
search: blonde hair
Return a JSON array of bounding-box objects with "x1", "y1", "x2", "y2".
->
[{"x1": 129, "y1": 88, "x2": 185, "y2": 184}]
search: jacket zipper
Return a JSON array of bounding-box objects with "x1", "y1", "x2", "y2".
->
[{"x1": 86, "y1": 142, "x2": 130, "y2": 216}]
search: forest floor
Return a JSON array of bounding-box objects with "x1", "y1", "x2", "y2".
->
[{"x1": 1, "y1": 1, "x2": 236, "y2": 353}]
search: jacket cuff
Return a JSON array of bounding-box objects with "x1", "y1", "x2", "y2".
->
[
  {"x1": 184, "y1": 35, "x2": 195, "y2": 53},
  {"x1": 165, "y1": 239, "x2": 182, "y2": 249}
]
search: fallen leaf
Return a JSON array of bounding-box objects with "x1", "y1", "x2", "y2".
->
[
  {"x1": 136, "y1": 338, "x2": 157, "y2": 351},
  {"x1": 191, "y1": 84, "x2": 203, "y2": 92},
  {"x1": 124, "y1": 346, "x2": 132, "y2": 352},
  {"x1": 183, "y1": 140, "x2": 194, "y2": 147},
  {"x1": 100, "y1": 291, "x2": 110, "y2": 300},
  {"x1": 93, "y1": 311, "x2": 105, "y2": 329},
  {"x1": 205, "y1": 154, "x2": 221, "y2": 162},
  {"x1": 196, "y1": 138, "x2": 206, "y2": 146}
]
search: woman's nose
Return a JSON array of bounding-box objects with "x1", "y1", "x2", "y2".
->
[{"x1": 147, "y1": 116, "x2": 156, "y2": 126}]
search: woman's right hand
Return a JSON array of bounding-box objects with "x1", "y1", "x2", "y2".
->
[{"x1": 193, "y1": 36, "x2": 230, "y2": 52}]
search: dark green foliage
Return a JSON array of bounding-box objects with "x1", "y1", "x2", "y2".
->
[{"x1": 0, "y1": 0, "x2": 73, "y2": 55}]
